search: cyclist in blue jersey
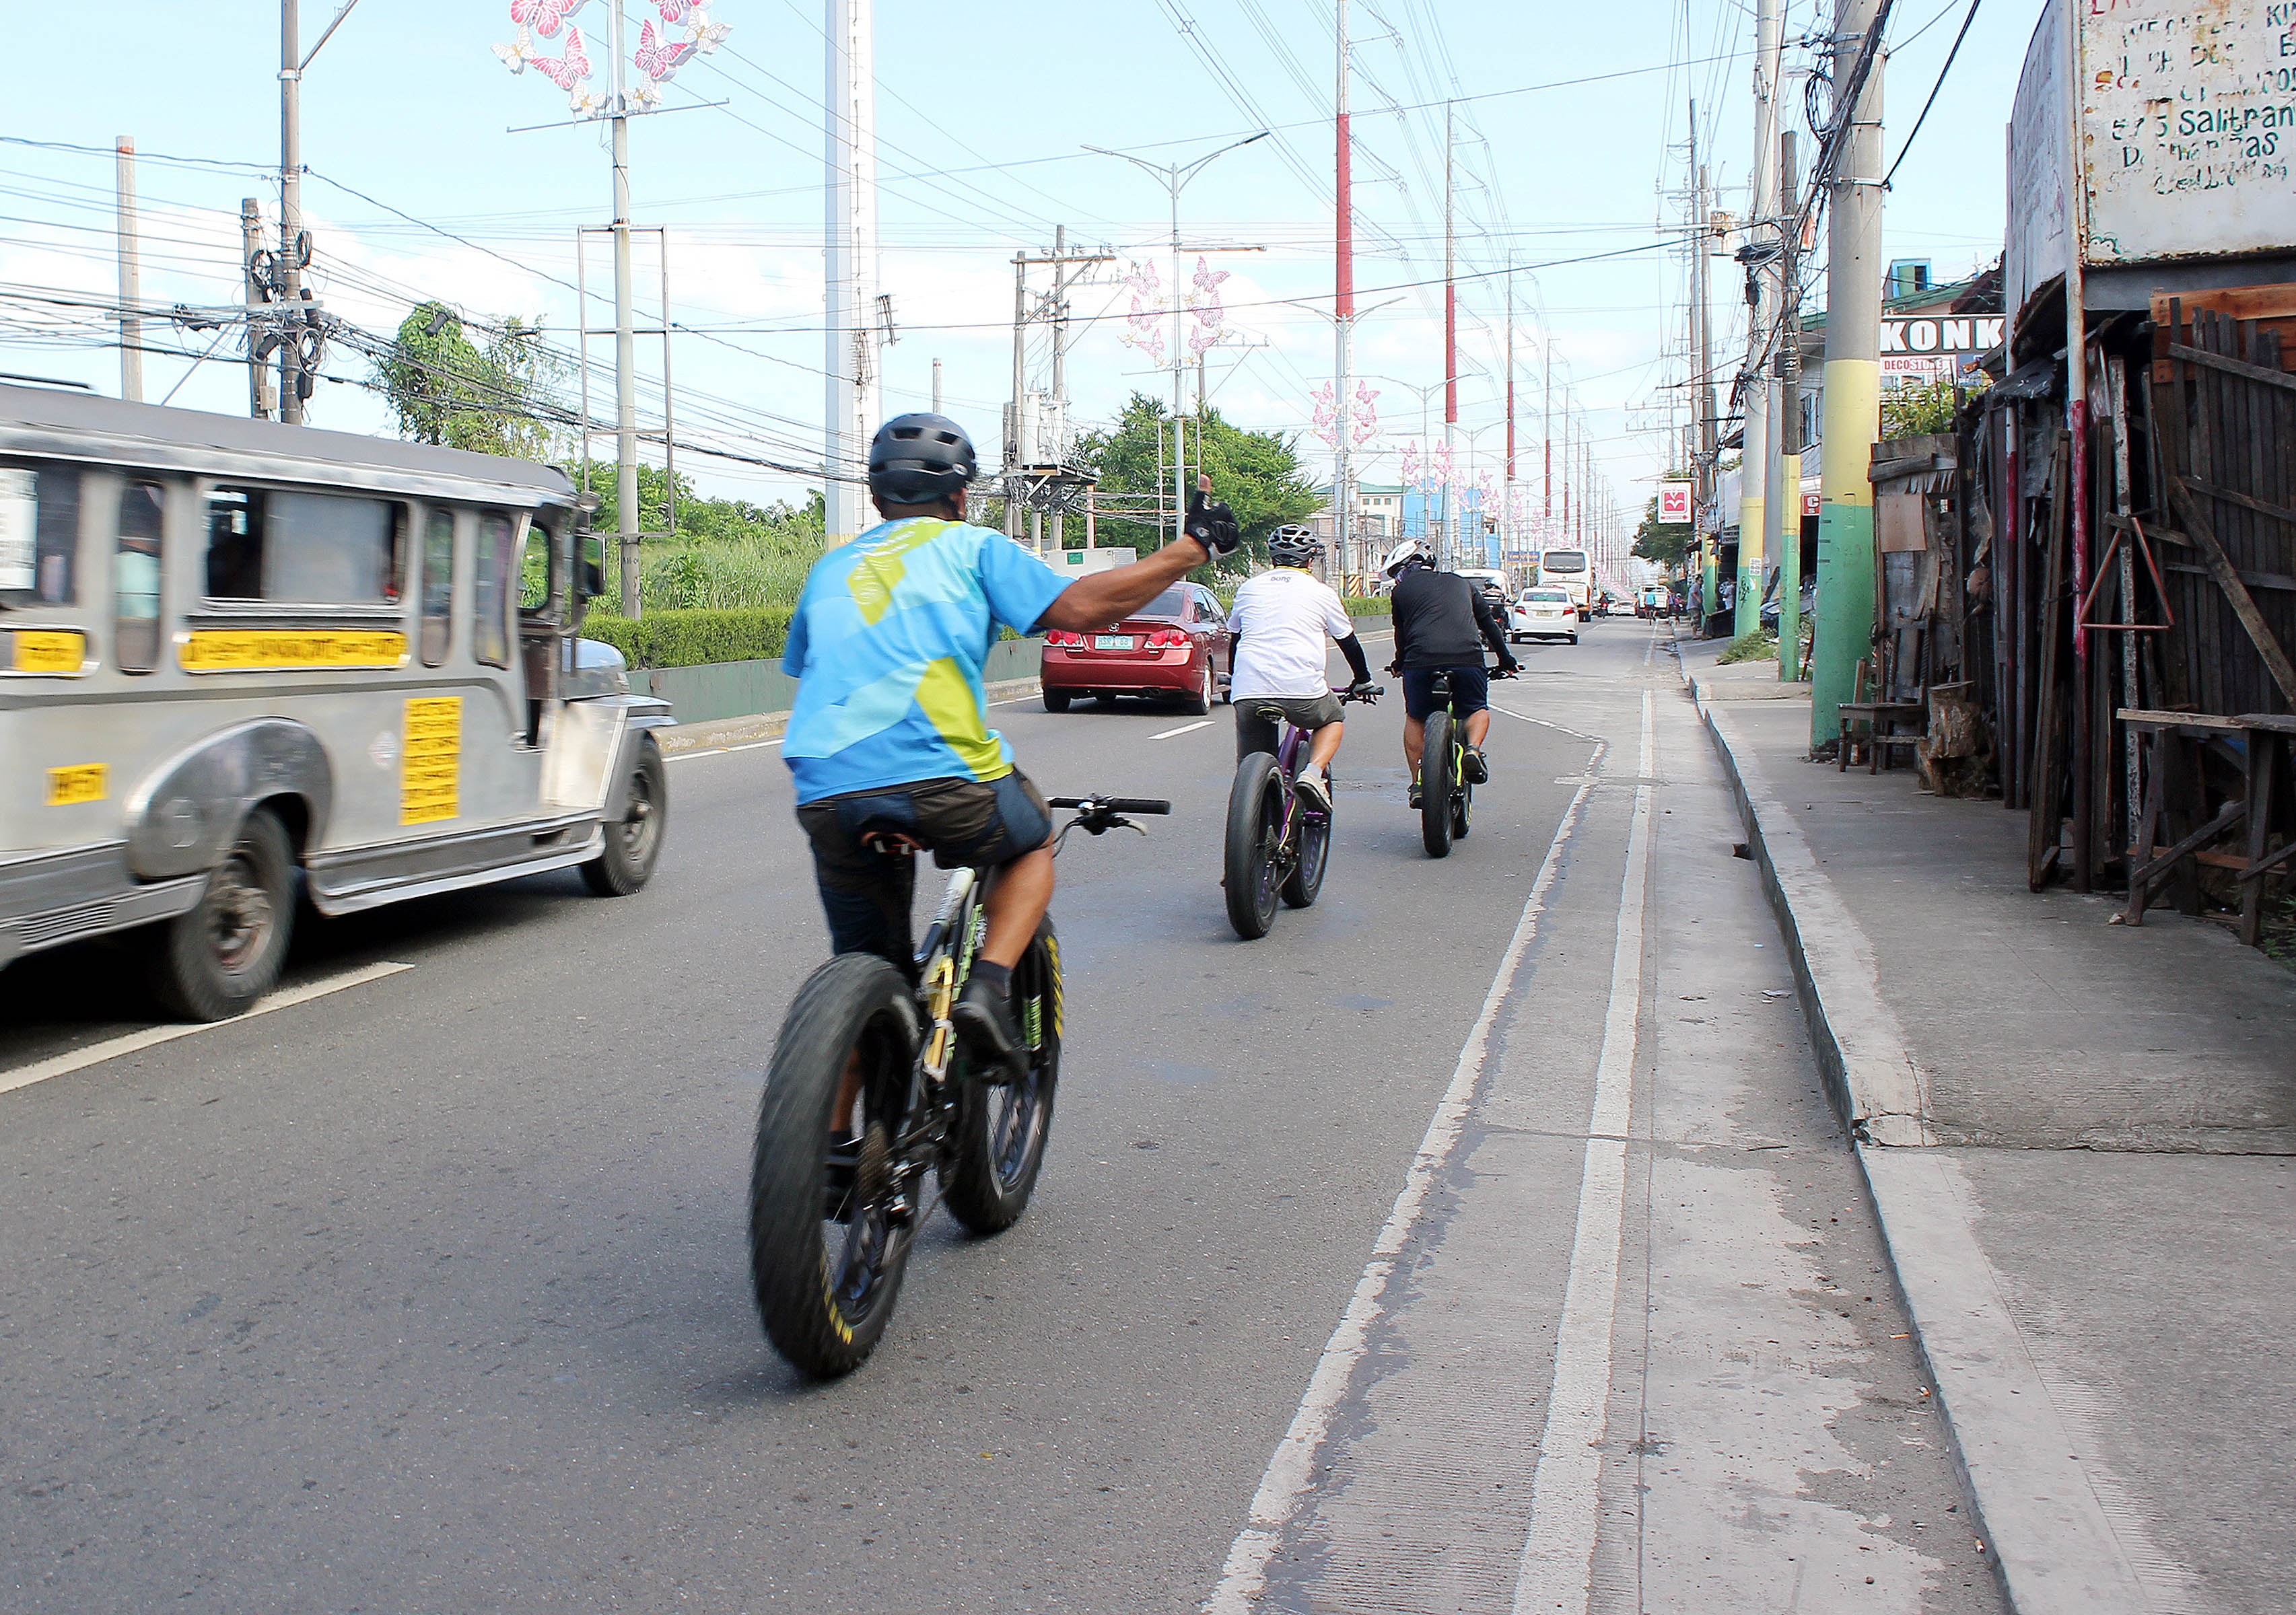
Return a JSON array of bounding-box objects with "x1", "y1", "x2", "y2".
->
[{"x1": 784, "y1": 413, "x2": 1235, "y2": 1080}]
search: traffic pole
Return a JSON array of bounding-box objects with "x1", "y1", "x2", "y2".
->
[{"x1": 1810, "y1": 0, "x2": 1885, "y2": 746}]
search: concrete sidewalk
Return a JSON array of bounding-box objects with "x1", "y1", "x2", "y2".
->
[{"x1": 1683, "y1": 639, "x2": 2296, "y2": 1615}]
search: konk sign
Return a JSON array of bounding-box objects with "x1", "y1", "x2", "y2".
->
[{"x1": 1880, "y1": 314, "x2": 2005, "y2": 357}]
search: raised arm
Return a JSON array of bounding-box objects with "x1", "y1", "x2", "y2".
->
[{"x1": 1037, "y1": 538, "x2": 1213, "y2": 633}]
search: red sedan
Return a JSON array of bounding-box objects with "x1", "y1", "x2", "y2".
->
[{"x1": 1041, "y1": 582, "x2": 1230, "y2": 714}]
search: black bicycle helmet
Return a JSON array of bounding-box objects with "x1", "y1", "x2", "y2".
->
[
  {"x1": 1267, "y1": 524, "x2": 1324, "y2": 567},
  {"x1": 868, "y1": 412, "x2": 976, "y2": 505}
]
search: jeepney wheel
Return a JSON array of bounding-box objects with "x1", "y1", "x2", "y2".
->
[
  {"x1": 582, "y1": 735, "x2": 667, "y2": 896},
  {"x1": 152, "y1": 808, "x2": 295, "y2": 1022}
]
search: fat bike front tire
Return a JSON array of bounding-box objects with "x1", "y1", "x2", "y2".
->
[
  {"x1": 1420, "y1": 711, "x2": 1455, "y2": 859},
  {"x1": 944, "y1": 917, "x2": 1062, "y2": 1233},
  {"x1": 1224, "y1": 753, "x2": 1286, "y2": 939},
  {"x1": 749, "y1": 954, "x2": 922, "y2": 1378}
]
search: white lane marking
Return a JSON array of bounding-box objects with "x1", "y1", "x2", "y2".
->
[
  {"x1": 664, "y1": 738, "x2": 781, "y2": 762},
  {"x1": 1203, "y1": 750, "x2": 1607, "y2": 1615},
  {"x1": 0, "y1": 960, "x2": 416, "y2": 1098},
  {"x1": 1149, "y1": 719, "x2": 1214, "y2": 741},
  {"x1": 1510, "y1": 688, "x2": 1655, "y2": 1615}
]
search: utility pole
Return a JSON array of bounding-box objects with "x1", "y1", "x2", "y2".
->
[
  {"x1": 1442, "y1": 101, "x2": 1459, "y2": 570},
  {"x1": 611, "y1": 2, "x2": 646, "y2": 610},
  {"x1": 1737, "y1": 0, "x2": 1782, "y2": 637},
  {"x1": 1007, "y1": 252, "x2": 1027, "y2": 542},
  {"x1": 1696, "y1": 157, "x2": 1718, "y2": 626},
  {"x1": 1810, "y1": 0, "x2": 1885, "y2": 744},
  {"x1": 1774, "y1": 130, "x2": 1803, "y2": 680},
  {"x1": 825, "y1": 0, "x2": 880, "y2": 548},
  {"x1": 1542, "y1": 356, "x2": 1553, "y2": 532},
  {"x1": 278, "y1": 2, "x2": 306, "y2": 423},
  {"x1": 1334, "y1": 0, "x2": 1356, "y2": 588},
  {"x1": 241, "y1": 199, "x2": 277, "y2": 420},
  {"x1": 1504, "y1": 264, "x2": 1517, "y2": 575},
  {"x1": 931, "y1": 355, "x2": 942, "y2": 415},
  {"x1": 115, "y1": 137, "x2": 142, "y2": 403}
]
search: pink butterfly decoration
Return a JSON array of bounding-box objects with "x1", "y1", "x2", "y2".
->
[
  {"x1": 529, "y1": 24, "x2": 592, "y2": 89},
  {"x1": 509, "y1": 0, "x2": 588, "y2": 40},
  {"x1": 635, "y1": 20, "x2": 697, "y2": 80},
  {"x1": 1309, "y1": 383, "x2": 1340, "y2": 449},
  {"x1": 1352, "y1": 382, "x2": 1380, "y2": 447},
  {"x1": 655, "y1": 0, "x2": 700, "y2": 20}
]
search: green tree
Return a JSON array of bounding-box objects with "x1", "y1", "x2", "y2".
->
[
  {"x1": 374, "y1": 303, "x2": 568, "y2": 460},
  {"x1": 1070, "y1": 393, "x2": 1321, "y2": 567},
  {"x1": 1879, "y1": 371, "x2": 1989, "y2": 439},
  {"x1": 1630, "y1": 468, "x2": 1694, "y2": 571}
]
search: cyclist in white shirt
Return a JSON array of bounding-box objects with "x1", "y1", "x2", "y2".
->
[{"x1": 1224, "y1": 526, "x2": 1377, "y2": 810}]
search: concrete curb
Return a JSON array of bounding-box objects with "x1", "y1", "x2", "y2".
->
[
  {"x1": 1689, "y1": 676, "x2": 2155, "y2": 1615},
  {"x1": 653, "y1": 676, "x2": 1044, "y2": 756}
]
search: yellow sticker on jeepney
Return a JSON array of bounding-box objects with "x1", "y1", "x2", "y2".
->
[
  {"x1": 44, "y1": 764, "x2": 106, "y2": 806},
  {"x1": 401, "y1": 696, "x2": 461, "y2": 824},
  {"x1": 9, "y1": 630, "x2": 85, "y2": 674},
  {"x1": 181, "y1": 629, "x2": 407, "y2": 672}
]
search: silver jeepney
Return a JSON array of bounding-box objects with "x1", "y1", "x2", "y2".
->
[{"x1": 0, "y1": 384, "x2": 670, "y2": 1019}]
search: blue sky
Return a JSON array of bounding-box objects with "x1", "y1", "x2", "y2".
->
[{"x1": 3, "y1": 0, "x2": 2037, "y2": 519}]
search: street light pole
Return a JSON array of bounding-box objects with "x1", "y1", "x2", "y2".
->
[{"x1": 1084, "y1": 133, "x2": 1267, "y2": 548}]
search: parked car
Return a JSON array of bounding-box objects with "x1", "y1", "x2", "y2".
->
[
  {"x1": 1041, "y1": 582, "x2": 1229, "y2": 713},
  {"x1": 1508, "y1": 587, "x2": 1580, "y2": 645}
]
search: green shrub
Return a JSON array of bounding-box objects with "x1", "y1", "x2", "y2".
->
[
  {"x1": 1717, "y1": 629, "x2": 1779, "y2": 665},
  {"x1": 581, "y1": 606, "x2": 794, "y2": 669},
  {"x1": 1344, "y1": 595, "x2": 1389, "y2": 617}
]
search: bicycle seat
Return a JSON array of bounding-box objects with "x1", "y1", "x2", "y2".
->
[{"x1": 858, "y1": 824, "x2": 925, "y2": 855}]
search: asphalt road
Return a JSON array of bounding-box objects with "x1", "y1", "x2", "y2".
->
[{"x1": 0, "y1": 616, "x2": 2008, "y2": 1614}]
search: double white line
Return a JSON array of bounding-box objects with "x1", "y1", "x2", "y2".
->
[{"x1": 1204, "y1": 690, "x2": 1656, "y2": 1615}]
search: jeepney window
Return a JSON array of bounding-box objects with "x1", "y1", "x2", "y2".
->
[
  {"x1": 420, "y1": 507, "x2": 455, "y2": 666},
  {"x1": 114, "y1": 479, "x2": 165, "y2": 674},
  {"x1": 204, "y1": 486, "x2": 405, "y2": 604},
  {"x1": 473, "y1": 511, "x2": 515, "y2": 668},
  {"x1": 519, "y1": 519, "x2": 553, "y2": 612},
  {"x1": 0, "y1": 459, "x2": 80, "y2": 607}
]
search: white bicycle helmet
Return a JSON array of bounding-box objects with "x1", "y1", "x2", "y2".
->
[
  {"x1": 1266, "y1": 525, "x2": 1323, "y2": 567},
  {"x1": 1381, "y1": 537, "x2": 1433, "y2": 577}
]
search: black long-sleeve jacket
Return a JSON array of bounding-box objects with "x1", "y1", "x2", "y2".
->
[{"x1": 1389, "y1": 566, "x2": 1511, "y2": 670}]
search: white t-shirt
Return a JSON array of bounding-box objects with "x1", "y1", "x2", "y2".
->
[{"x1": 1226, "y1": 567, "x2": 1355, "y2": 700}]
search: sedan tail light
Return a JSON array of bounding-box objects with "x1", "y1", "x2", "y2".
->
[
  {"x1": 1044, "y1": 630, "x2": 1084, "y2": 647},
  {"x1": 1145, "y1": 628, "x2": 1188, "y2": 648}
]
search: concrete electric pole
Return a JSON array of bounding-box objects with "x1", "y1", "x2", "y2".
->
[
  {"x1": 1809, "y1": 0, "x2": 1886, "y2": 744},
  {"x1": 1737, "y1": 0, "x2": 1782, "y2": 637},
  {"x1": 824, "y1": 0, "x2": 880, "y2": 548},
  {"x1": 1774, "y1": 131, "x2": 1803, "y2": 680},
  {"x1": 115, "y1": 138, "x2": 142, "y2": 403}
]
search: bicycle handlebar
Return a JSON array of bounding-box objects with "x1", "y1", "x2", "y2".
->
[
  {"x1": 1335, "y1": 684, "x2": 1387, "y2": 703},
  {"x1": 1049, "y1": 795, "x2": 1171, "y2": 816}
]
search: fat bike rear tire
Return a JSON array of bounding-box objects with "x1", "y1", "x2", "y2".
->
[
  {"x1": 749, "y1": 954, "x2": 922, "y2": 1378},
  {"x1": 1281, "y1": 782, "x2": 1331, "y2": 908},
  {"x1": 1224, "y1": 753, "x2": 1286, "y2": 939},
  {"x1": 1420, "y1": 712, "x2": 1455, "y2": 859}
]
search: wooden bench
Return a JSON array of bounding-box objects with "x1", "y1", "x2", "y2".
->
[
  {"x1": 2121, "y1": 709, "x2": 2295, "y2": 943},
  {"x1": 1836, "y1": 701, "x2": 1926, "y2": 774}
]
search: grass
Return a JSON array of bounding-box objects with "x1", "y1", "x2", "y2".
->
[
  {"x1": 1716, "y1": 629, "x2": 1780, "y2": 665},
  {"x1": 588, "y1": 532, "x2": 827, "y2": 617}
]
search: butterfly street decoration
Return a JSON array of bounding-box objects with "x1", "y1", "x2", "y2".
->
[
  {"x1": 493, "y1": 1, "x2": 730, "y2": 116},
  {"x1": 1185, "y1": 256, "x2": 1228, "y2": 359},
  {"x1": 1312, "y1": 380, "x2": 1381, "y2": 450},
  {"x1": 1116, "y1": 260, "x2": 1167, "y2": 367}
]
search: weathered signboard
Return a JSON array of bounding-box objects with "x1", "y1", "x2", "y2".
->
[
  {"x1": 2083, "y1": 0, "x2": 2296, "y2": 265},
  {"x1": 1659, "y1": 482, "x2": 1692, "y2": 524}
]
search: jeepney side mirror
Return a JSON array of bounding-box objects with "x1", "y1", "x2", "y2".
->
[{"x1": 578, "y1": 536, "x2": 606, "y2": 601}]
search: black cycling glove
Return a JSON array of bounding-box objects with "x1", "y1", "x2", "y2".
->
[{"x1": 1185, "y1": 489, "x2": 1241, "y2": 557}]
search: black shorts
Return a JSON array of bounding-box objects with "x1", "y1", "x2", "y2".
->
[
  {"x1": 796, "y1": 771, "x2": 1053, "y2": 968},
  {"x1": 1401, "y1": 665, "x2": 1490, "y2": 721},
  {"x1": 1234, "y1": 691, "x2": 1345, "y2": 760}
]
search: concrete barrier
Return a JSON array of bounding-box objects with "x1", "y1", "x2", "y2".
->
[{"x1": 627, "y1": 635, "x2": 1045, "y2": 726}]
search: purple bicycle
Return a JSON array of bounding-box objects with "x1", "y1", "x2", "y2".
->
[{"x1": 1222, "y1": 684, "x2": 1383, "y2": 939}]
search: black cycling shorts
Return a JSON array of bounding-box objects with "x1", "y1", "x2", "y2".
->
[
  {"x1": 1401, "y1": 665, "x2": 1490, "y2": 721},
  {"x1": 796, "y1": 770, "x2": 1052, "y2": 970}
]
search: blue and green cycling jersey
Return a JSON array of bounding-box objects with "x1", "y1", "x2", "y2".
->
[{"x1": 781, "y1": 517, "x2": 1070, "y2": 805}]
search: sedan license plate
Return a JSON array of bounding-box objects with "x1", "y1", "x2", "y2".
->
[{"x1": 1094, "y1": 635, "x2": 1134, "y2": 651}]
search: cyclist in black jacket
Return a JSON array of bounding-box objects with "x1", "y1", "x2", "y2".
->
[{"x1": 1382, "y1": 539, "x2": 1519, "y2": 808}]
